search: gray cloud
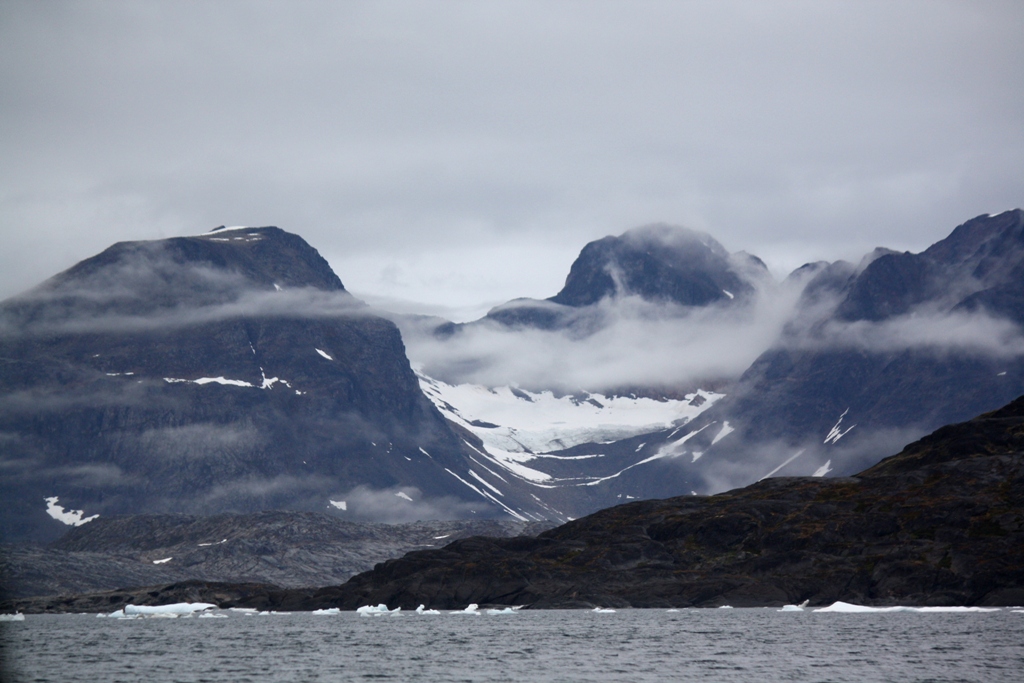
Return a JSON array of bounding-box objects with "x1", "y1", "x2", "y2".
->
[
  {"x1": 405, "y1": 280, "x2": 807, "y2": 392},
  {"x1": 1, "y1": 1, "x2": 1021, "y2": 314},
  {"x1": 329, "y1": 485, "x2": 487, "y2": 524}
]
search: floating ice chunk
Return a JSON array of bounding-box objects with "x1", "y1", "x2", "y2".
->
[
  {"x1": 592, "y1": 607, "x2": 616, "y2": 613},
  {"x1": 486, "y1": 607, "x2": 517, "y2": 615},
  {"x1": 395, "y1": 491, "x2": 413, "y2": 502},
  {"x1": 152, "y1": 557, "x2": 172, "y2": 564},
  {"x1": 814, "y1": 601, "x2": 1000, "y2": 613},
  {"x1": 199, "y1": 612, "x2": 228, "y2": 618},
  {"x1": 452, "y1": 604, "x2": 480, "y2": 615},
  {"x1": 665, "y1": 609, "x2": 679, "y2": 613},
  {"x1": 778, "y1": 604, "x2": 805, "y2": 612},
  {"x1": 315, "y1": 349, "x2": 333, "y2": 361},
  {"x1": 124, "y1": 603, "x2": 215, "y2": 616},
  {"x1": 0, "y1": 613, "x2": 25, "y2": 621},
  {"x1": 717, "y1": 605, "x2": 733, "y2": 609},
  {"x1": 415, "y1": 604, "x2": 441, "y2": 615},
  {"x1": 329, "y1": 500, "x2": 347, "y2": 510},
  {"x1": 44, "y1": 496, "x2": 99, "y2": 526},
  {"x1": 357, "y1": 604, "x2": 400, "y2": 615},
  {"x1": 312, "y1": 608, "x2": 341, "y2": 615},
  {"x1": 228, "y1": 607, "x2": 258, "y2": 614}
]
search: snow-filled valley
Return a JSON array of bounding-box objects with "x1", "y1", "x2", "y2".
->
[{"x1": 417, "y1": 369, "x2": 724, "y2": 498}]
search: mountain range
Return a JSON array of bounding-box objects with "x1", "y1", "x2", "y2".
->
[{"x1": 2, "y1": 211, "x2": 1024, "y2": 544}]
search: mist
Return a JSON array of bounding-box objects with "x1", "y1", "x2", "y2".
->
[{"x1": 404, "y1": 277, "x2": 806, "y2": 393}]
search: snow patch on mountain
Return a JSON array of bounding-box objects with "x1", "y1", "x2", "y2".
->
[{"x1": 44, "y1": 497, "x2": 99, "y2": 526}]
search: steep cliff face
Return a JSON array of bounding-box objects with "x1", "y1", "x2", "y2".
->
[
  {"x1": 285, "y1": 396, "x2": 1024, "y2": 610},
  {"x1": 0, "y1": 227, "x2": 551, "y2": 543}
]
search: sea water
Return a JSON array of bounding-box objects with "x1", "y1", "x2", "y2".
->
[{"x1": 2, "y1": 608, "x2": 1023, "y2": 682}]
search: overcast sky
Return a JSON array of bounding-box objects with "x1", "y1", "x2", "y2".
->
[{"x1": 2, "y1": 1, "x2": 1022, "y2": 321}]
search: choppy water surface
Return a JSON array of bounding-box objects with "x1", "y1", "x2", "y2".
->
[{"x1": 3, "y1": 608, "x2": 1023, "y2": 682}]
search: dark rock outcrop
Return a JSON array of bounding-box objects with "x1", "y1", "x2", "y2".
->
[{"x1": 0, "y1": 513, "x2": 552, "y2": 599}]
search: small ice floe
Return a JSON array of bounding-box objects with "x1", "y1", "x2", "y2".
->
[
  {"x1": 778, "y1": 605, "x2": 805, "y2": 612},
  {"x1": 814, "y1": 601, "x2": 1001, "y2": 613},
  {"x1": 124, "y1": 603, "x2": 216, "y2": 617},
  {"x1": 485, "y1": 607, "x2": 519, "y2": 615},
  {"x1": 198, "y1": 612, "x2": 228, "y2": 618},
  {"x1": 592, "y1": 607, "x2": 616, "y2": 613},
  {"x1": 312, "y1": 608, "x2": 341, "y2": 616},
  {"x1": 415, "y1": 604, "x2": 441, "y2": 615},
  {"x1": 0, "y1": 612, "x2": 25, "y2": 621},
  {"x1": 666, "y1": 609, "x2": 679, "y2": 613},
  {"x1": 452, "y1": 604, "x2": 481, "y2": 615},
  {"x1": 356, "y1": 604, "x2": 401, "y2": 616},
  {"x1": 717, "y1": 605, "x2": 733, "y2": 609},
  {"x1": 228, "y1": 607, "x2": 259, "y2": 614}
]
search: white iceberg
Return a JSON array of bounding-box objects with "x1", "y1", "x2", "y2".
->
[
  {"x1": 778, "y1": 605, "x2": 805, "y2": 612},
  {"x1": 592, "y1": 607, "x2": 616, "y2": 613},
  {"x1": 485, "y1": 607, "x2": 518, "y2": 615},
  {"x1": 356, "y1": 604, "x2": 401, "y2": 616},
  {"x1": 415, "y1": 604, "x2": 441, "y2": 615},
  {"x1": 124, "y1": 602, "x2": 216, "y2": 616},
  {"x1": 814, "y1": 601, "x2": 1001, "y2": 613},
  {"x1": 228, "y1": 607, "x2": 258, "y2": 614},
  {"x1": 198, "y1": 612, "x2": 228, "y2": 619},
  {"x1": 312, "y1": 608, "x2": 341, "y2": 615},
  {"x1": 0, "y1": 613, "x2": 25, "y2": 621},
  {"x1": 452, "y1": 604, "x2": 480, "y2": 615}
]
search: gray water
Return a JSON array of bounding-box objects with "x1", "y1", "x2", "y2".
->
[{"x1": 3, "y1": 609, "x2": 1023, "y2": 682}]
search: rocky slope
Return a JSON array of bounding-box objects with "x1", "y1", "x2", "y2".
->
[
  {"x1": 7, "y1": 395, "x2": 1023, "y2": 613},
  {"x1": 288, "y1": 395, "x2": 1024, "y2": 609},
  {"x1": 0, "y1": 513, "x2": 551, "y2": 599}
]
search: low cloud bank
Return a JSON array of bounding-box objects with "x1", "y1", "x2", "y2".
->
[
  {"x1": 404, "y1": 287, "x2": 802, "y2": 393},
  {"x1": 326, "y1": 485, "x2": 486, "y2": 523}
]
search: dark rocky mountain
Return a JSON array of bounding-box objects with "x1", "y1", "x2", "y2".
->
[
  {"x1": 441, "y1": 224, "x2": 769, "y2": 334},
  {"x1": 670, "y1": 209, "x2": 1024, "y2": 486},
  {"x1": 538, "y1": 210, "x2": 1024, "y2": 494},
  {"x1": 0, "y1": 513, "x2": 552, "y2": 599},
  {"x1": 0, "y1": 227, "x2": 557, "y2": 543},
  {"x1": 10, "y1": 393, "x2": 1022, "y2": 613}
]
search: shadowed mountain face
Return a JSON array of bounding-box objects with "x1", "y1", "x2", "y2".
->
[
  {"x1": 0, "y1": 227, "x2": 561, "y2": 543},
  {"x1": 682, "y1": 210, "x2": 1024, "y2": 481},
  {"x1": 266, "y1": 396, "x2": 1024, "y2": 610}
]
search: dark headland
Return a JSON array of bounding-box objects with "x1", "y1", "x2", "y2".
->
[{"x1": 6, "y1": 394, "x2": 1024, "y2": 613}]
